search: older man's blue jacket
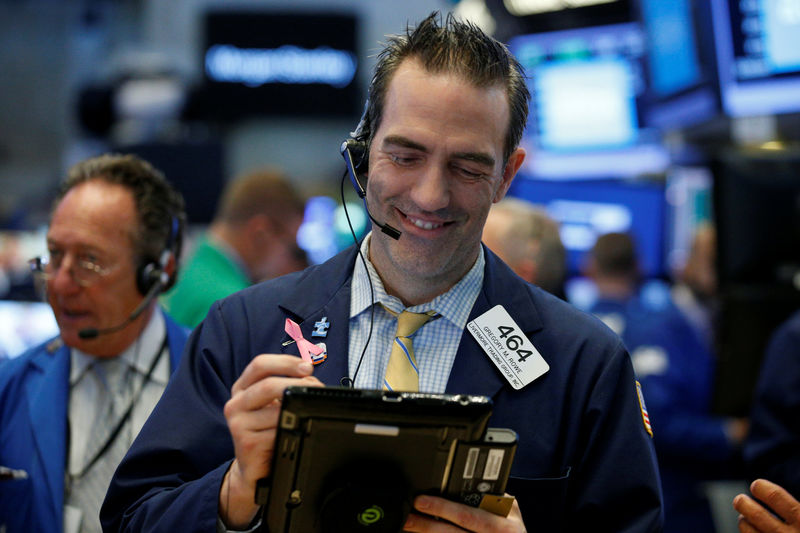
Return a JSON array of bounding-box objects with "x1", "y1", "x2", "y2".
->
[{"x1": 0, "y1": 309, "x2": 187, "y2": 533}]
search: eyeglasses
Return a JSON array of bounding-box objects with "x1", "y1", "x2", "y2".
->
[{"x1": 28, "y1": 253, "x2": 118, "y2": 287}]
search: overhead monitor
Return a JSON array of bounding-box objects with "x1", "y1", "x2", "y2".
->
[
  {"x1": 507, "y1": 177, "x2": 666, "y2": 279},
  {"x1": 637, "y1": 0, "x2": 721, "y2": 131},
  {"x1": 710, "y1": 0, "x2": 800, "y2": 117},
  {"x1": 200, "y1": 11, "x2": 361, "y2": 121},
  {"x1": 508, "y1": 22, "x2": 669, "y2": 179}
]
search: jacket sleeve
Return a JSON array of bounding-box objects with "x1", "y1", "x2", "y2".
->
[{"x1": 570, "y1": 342, "x2": 663, "y2": 532}]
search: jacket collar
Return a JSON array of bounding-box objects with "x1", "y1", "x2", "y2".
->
[
  {"x1": 274, "y1": 245, "x2": 546, "y2": 396},
  {"x1": 277, "y1": 247, "x2": 359, "y2": 386},
  {"x1": 445, "y1": 246, "x2": 544, "y2": 396}
]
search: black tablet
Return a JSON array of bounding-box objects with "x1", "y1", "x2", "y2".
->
[{"x1": 256, "y1": 386, "x2": 517, "y2": 533}]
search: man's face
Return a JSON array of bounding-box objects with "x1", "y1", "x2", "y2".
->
[
  {"x1": 251, "y1": 213, "x2": 305, "y2": 282},
  {"x1": 46, "y1": 180, "x2": 146, "y2": 357},
  {"x1": 366, "y1": 59, "x2": 525, "y2": 302}
]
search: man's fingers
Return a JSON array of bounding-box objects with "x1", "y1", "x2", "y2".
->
[
  {"x1": 750, "y1": 479, "x2": 800, "y2": 525},
  {"x1": 225, "y1": 398, "x2": 281, "y2": 436},
  {"x1": 232, "y1": 354, "x2": 314, "y2": 393},
  {"x1": 737, "y1": 515, "x2": 762, "y2": 533},
  {"x1": 734, "y1": 492, "x2": 783, "y2": 533},
  {"x1": 405, "y1": 495, "x2": 523, "y2": 533}
]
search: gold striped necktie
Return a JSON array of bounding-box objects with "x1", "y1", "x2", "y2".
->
[{"x1": 382, "y1": 306, "x2": 438, "y2": 392}]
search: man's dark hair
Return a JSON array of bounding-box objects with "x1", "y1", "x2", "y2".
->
[
  {"x1": 591, "y1": 232, "x2": 640, "y2": 279},
  {"x1": 214, "y1": 168, "x2": 304, "y2": 227},
  {"x1": 355, "y1": 11, "x2": 530, "y2": 164},
  {"x1": 55, "y1": 153, "x2": 187, "y2": 290}
]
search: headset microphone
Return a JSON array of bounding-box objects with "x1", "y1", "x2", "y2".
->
[
  {"x1": 78, "y1": 270, "x2": 167, "y2": 340},
  {"x1": 340, "y1": 140, "x2": 402, "y2": 241}
]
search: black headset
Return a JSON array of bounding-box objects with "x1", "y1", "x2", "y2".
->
[
  {"x1": 341, "y1": 138, "x2": 369, "y2": 198},
  {"x1": 135, "y1": 215, "x2": 179, "y2": 296},
  {"x1": 341, "y1": 102, "x2": 371, "y2": 199},
  {"x1": 340, "y1": 106, "x2": 402, "y2": 241},
  {"x1": 79, "y1": 215, "x2": 180, "y2": 340}
]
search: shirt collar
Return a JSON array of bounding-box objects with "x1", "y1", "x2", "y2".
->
[
  {"x1": 69, "y1": 310, "x2": 168, "y2": 386},
  {"x1": 350, "y1": 233, "x2": 484, "y2": 328}
]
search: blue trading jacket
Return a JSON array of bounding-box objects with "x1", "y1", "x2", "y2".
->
[{"x1": 102, "y1": 246, "x2": 663, "y2": 532}]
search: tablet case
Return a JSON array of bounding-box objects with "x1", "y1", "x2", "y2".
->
[{"x1": 256, "y1": 386, "x2": 516, "y2": 533}]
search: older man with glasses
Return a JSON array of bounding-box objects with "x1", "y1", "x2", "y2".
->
[{"x1": 0, "y1": 154, "x2": 189, "y2": 533}]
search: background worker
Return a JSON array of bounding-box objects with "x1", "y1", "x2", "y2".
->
[
  {"x1": 162, "y1": 168, "x2": 306, "y2": 327},
  {"x1": 0, "y1": 153, "x2": 189, "y2": 533},
  {"x1": 482, "y1": 197, "x2": 566, "y2": 298}
]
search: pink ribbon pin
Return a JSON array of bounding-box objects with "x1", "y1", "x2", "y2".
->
[{"x1": 284, "y1": 318, "x2": 324, "y2": 363}]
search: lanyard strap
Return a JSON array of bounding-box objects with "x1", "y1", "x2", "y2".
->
[{"x1": 67, "y1": 333, "x2": 169, "y2": 481}]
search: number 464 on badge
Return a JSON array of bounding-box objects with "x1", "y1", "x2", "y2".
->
[{"x1": 467, "y1": 305, "x2": 549, "y2": 390}]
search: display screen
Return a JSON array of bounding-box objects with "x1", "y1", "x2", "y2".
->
[
  {"x1": 664, "y1": 165, "x2": 714, "y2": 276},
  {"x1": 508, "y1": 23, "x2": 668, "y2": 178},
  {"x1": 201, "y1": 11, "x2": 361, "y2": 120},
  {"x1": 507, "y1": 177, "x2": 666, "y2": 278},
  {"x1": 638, "y1": 0, "x2": 720, "y2": 130},
  {"x1": 710, "y1": 0, "x2": 800, "y2": 117}
]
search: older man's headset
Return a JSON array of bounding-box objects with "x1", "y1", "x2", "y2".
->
[{"x1": 78, "y1": 216, "x2": 180, "y2": 339}]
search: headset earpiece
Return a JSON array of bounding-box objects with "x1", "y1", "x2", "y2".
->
[
  {"x1": 135, "y1": 215, "x2": 178, "y2": 296},
  {"x1": 341, "y1": 138, "x2": 369, "y2": 199},
  {"x1": 348, "y1": 138, "x2": 368, "y2": 175},
  {"x1": 136, "y1": 260, "x2": 165, "y2": 296}
]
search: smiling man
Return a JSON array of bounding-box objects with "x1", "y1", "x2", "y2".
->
[
  {"x1": 102, "y1": 13, "x2": 662, "y2": 533},
  {"x1": 0, "y1": 154, "x2": 188, "y2": 533}
]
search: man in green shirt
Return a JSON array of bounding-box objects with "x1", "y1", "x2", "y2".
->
[{"x1": 162, "y1": 169, "x2": 305, "y2": 327}]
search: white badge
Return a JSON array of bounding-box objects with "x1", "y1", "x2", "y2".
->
[{"x1": 467, "y1": 305, "x2": 549, "y2": 390}]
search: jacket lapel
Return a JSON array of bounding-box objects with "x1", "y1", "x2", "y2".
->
[
  {"x1": 27, "y1": 342, "x2": 70, "y2": 522},
  {"x1": 278, "y1": 248, "x2": 357, "y2": 386},
  {"x1": 163, "y1": 309, "x2": 187, "y2": 373},
  {"x1": 446, "y1": 247, "x2": 545, "y2": 397}
]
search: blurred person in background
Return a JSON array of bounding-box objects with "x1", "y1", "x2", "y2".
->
[
  {"x1": 743, "y1": 306, "x2": 800, "y2": 496},
  {"x1": 0, "y1": 232, "x2": 38, "y2": 301},
  {"x1": 0, "y1": 154, "x2": 189, "y2": 533},
  {"x1": 628, "y1": 223, "x2": 748, "y2": 533},
  {"x1": 584, "y1": 232, "x2": 658, "y2": 341},
  {"x1": 482, "y1": 197, "x2": 567, "y2": 298},
  {"x1": 161, "y1": 168, "x2": 306, "y2": 328},
  {"x1": 670, "y1": 223, "x2": 718, "y2": 349}
]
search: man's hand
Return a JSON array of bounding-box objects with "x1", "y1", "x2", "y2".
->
[
  {"x1": 403, "y1": 494, "x2": 526, "y2": 533},
  {"x1": 733, "y1": 479, "x2": 800, "y2": 533},
  {"x1": 218, "y1": 355, "x2": 323, "y2": 528}
]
